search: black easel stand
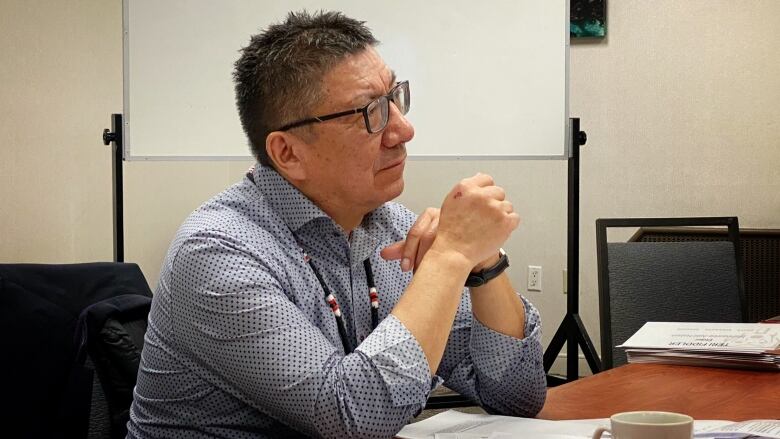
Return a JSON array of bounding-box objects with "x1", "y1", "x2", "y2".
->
[
  {"x1": 102, "y1": 113, "x2": 124, "y2": 262},
  {"x1": 543, "y1": 117, "x2": 602, "y2": 385}
]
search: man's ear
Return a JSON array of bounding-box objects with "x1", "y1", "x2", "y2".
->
[{"x1": 266, "y1": 131, "x2": 307, "y2": 181}]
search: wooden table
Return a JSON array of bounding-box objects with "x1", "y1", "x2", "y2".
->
[{"x1": 537, "y1": 363, "x2": 780, "y2": 420}]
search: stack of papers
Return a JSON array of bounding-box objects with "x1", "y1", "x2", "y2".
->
[
  {"x1": 620, "y1": 322, "x2": 780, "y2": 371},
  {"x1": 396, "y1": 410, "x2": 780, "y2": 438}
]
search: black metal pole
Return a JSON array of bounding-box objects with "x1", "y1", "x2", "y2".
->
[
  {"x1": 566, "y1": 118, "x2": 581, "y2": 381},
  {"x1": 543, "y1": 117, "x2": 601, "y2": 385},
  {"x1": 102, "y1": 114, "x2": 124, "y2": 262}
]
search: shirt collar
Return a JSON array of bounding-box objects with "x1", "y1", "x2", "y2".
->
[
  {"x1": 250, "y1": 164, "x2": 330, "y2": 233},
  {"x1": 350, "y1": 215, "x2": 381, "y2": 263},
  {"x1": 249, "y1": 164, "x2": 382, "y2": 262}
]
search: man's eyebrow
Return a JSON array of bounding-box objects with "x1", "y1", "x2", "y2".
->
[{"x1": 348, "y1": 70, "x2": 399, "y2": 107}]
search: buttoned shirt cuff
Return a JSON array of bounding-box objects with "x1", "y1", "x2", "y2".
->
[
  {"x1": 355, "y1": 314, "x2": 438, "y2": 407},
  {"x1": 469, "y1": 296, "x2": 543, "y2": 383}
]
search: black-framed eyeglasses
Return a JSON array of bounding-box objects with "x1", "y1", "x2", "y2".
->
[{"x1": 276, "y1": 80, "x2": 410, "y2": 134}]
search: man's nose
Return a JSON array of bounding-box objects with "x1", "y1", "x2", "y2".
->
[{"x1": 382, "y1": 101, "x2": 414, "y2": 147}]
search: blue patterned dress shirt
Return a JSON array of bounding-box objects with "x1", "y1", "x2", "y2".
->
[{"x1": 127, "y1": 165, "x2": 546, "y2": 439}]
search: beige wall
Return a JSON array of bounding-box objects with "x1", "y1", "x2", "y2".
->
[
  {"x1": 2, "y1": 0, "x2": 779, "y2": 372},
  {"x1": 1, "y1": 0, "x2": 120, "y2": 262}
]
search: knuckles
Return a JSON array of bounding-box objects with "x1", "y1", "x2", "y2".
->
[
  {"x1": 454, "y1": 180, "x2": 469, "y2": 194},
  {"x1": 423, "y1": 207, "x2": 440, "y2": 218}
]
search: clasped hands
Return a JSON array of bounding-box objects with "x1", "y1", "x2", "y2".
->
[{"x1": 381, "y1": 173, "x2": 520, "y2": 274}]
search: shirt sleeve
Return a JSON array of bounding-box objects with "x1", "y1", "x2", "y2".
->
[
  {"x1": 169, "y1": 230, "x2": 433, "y2": 439},
  {"x1": 435, "y1": 292, "x2": 547, "y2": 417}
]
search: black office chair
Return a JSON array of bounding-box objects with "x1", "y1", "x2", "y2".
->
[
  {"x1": 0, "y1": 262, "x2": 152, "y2": 438},
  {"x1": 630, "y1": 226, "x2": 780, "y2": 323},
  {"x1": 595, "y1": 217, "x2": 746, "y2": 370},
  {"x1": 67, "y1": 294, "x2": 152, "y2": 439}
]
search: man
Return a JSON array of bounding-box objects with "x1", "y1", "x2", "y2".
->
[{"x1": 127, "y1": 10, "x2": 546, "y2": 439}]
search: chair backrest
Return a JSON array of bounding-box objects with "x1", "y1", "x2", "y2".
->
[
  {"x1": 630, "y1": 227, "x2": 780, "y2": 323},
  {"x1": 595, "y1": 217, "x2": 746, "y2": 370},
  {"x1": 0, "y1": 262, "x2": 152, "y2": 438},
  {"x1": 72, "y1": 294, "x2": 151, "y2": 439}
]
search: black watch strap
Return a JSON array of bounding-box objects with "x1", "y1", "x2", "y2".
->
[{"x1": 465, "y1": 249, "x2": 509, "y2": 288}]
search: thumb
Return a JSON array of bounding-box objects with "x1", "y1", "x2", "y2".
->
[{"x1": 380, "y1": 241, "x2": 405, "y2": 260}]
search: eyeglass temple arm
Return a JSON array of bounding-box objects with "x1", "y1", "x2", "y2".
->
[{"x1": 277, "y1": 108, "x2": 362, "y2": 132}]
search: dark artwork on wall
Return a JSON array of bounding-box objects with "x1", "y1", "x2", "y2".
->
[{"x1": 571, "y1": 0, "x2": 606, "y2": 38}]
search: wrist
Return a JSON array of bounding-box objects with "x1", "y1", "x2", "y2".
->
[
  {"x1": 425, "y1": 243, "x2": 474, "y2": 275},
  {"x1": 472, "y1": 251, "x2": 502, "y2": 273},
  {"x1": 466, "y1": 249, "x2": 509, "y2": 288}
]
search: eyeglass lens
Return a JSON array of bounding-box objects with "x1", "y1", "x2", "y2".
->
[{"x1": 366, "y1": 82, "x2": 410, "y2": 133}]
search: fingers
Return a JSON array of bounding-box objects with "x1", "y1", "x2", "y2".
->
[
  {"x1": 490, "y1": 200, "x2": 520, "y2": 232},
  {"x1": 464, "y1": 172, "x2": 495, "y2": 188},
  {"x1": 449, "y1": 174, "x2": 503, "y2": 204},
  {"x1": 507, "y1": 212, "x2": 522, "y2": 231},
  {"x1": 401, "y1": 212, "x2": 432, "y2": 271},
  {"x1": 480, "y1": 185, "x2": 506, "y2": 201},
  {"x1": 381, "y1": 208, "x2": 441, "y2": 272},
  {"x1": 437, "y1": 173, "x2": 523, "y2": 266},
  {"x1": 498, "y1": 199, "x2": 514, "y2": 213},
  {"x1": 380, "y1": 241, "x2": 404, "y2": 261},
  {"x1": 457, "y1": 174, "x2": 506, "y2": 201},
  {"x1": 414, "y1": 214, "x2": 438, "y2": 271}
]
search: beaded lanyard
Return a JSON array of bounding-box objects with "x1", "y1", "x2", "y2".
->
[
  {"x1": 249, "y1": 166, "x2": 382, "y2": 353},
  {"x1": 304, "y1": 253, "x2": 379, "y2": 354}
]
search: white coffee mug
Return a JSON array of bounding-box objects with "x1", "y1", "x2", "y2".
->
[{"x1": 591, "y1": 411, "x2": 694, "y2": 439}]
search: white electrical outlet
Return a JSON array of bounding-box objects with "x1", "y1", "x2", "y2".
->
[{"x1": 527, "y1": 265, "x2": 542, "y2": 291}]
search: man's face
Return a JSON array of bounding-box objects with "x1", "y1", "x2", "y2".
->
[{"x1": 299, "y1": 47, "x2": 414, "y2": 216}]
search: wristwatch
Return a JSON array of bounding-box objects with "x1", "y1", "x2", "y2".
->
[{"x1": 465, "y1": 249, "x2": 509, "y2": 288}]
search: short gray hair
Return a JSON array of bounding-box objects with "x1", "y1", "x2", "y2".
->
[{"x1": 233, "y1": 10, "x2": 378, "y2": 166}]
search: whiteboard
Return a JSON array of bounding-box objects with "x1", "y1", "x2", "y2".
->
[{"x1": 123, "y1": 0, "x2": 569, "y2": 160}]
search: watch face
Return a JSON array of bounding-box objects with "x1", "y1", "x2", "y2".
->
[{"x1": 465, "y1": 275, "x2": 485, "y2": 288}]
